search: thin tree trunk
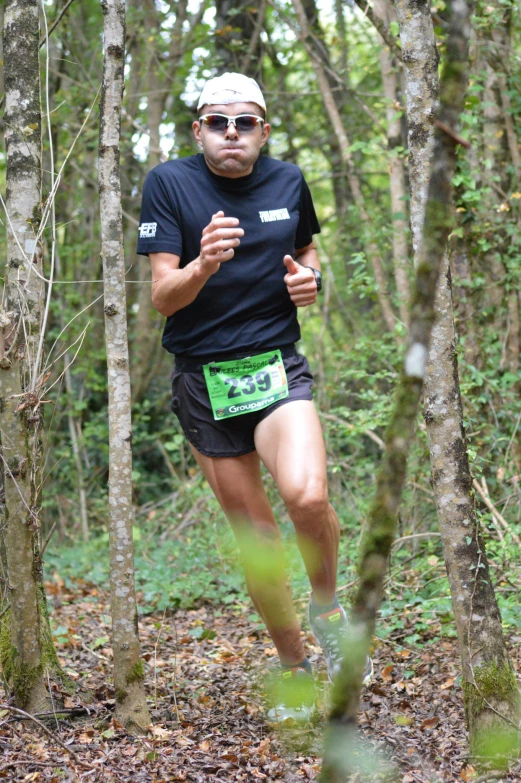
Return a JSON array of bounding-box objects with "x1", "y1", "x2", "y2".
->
[
  {"x1": 291, "y1": 0, "x2": 398, "y2": 335},
  {"x1": 375, "y1": 0, "x2": 410, "y2": 325},
  {"x1": 0, "y1": 0, "x2": 49, "y2": 713},
  {"x1": 424, "y1": 259, "x2": 519, "y2": 754},
  {"x1": 99, "y1": 0, "x2": 150, "y2": 733},
  {"x1": 396, "y1": 0, "x2": 520, "y2": 757},
  {"x1": 321, "y1": 0, "x2": 474, "y2": 777},
  {"x1": 393, "y1": 0, "x2": 439, "y2": 263}
]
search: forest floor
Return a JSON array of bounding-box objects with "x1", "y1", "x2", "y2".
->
[{"x1": 1, "y1": 577, "x2": 521, "y2": 783}]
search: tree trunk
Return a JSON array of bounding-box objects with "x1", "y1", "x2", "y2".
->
[
  {"x1": 99, "y1": 0, "x2": 151, "y2": 733},
  {"x1": 0, "y1": 0, "x2": 49, "y2": 713},
  {"x1": 424, "y1": 259, "x2": 520, "y2": 756},
  {"x1": 375, "y1": 0, "x2": 411, "y2": 325},
  {"x1": 393, "y1": 0, "x2": 439, "y2": 263},
  {"x1": 320, "y1": 0, "x2": 475, "y2": 777},
  {"x1": 396, "y1": 0, "x2": 520, "y2": 759}
]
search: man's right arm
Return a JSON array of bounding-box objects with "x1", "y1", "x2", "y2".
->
[{"x1": 150, "y1": 211, "x2": 243, "y2": 318}]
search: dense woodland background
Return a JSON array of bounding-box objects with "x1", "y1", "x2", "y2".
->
[
  {"x1": 11, "y1": 0, "x2": 517, "y2": 629},
  {"x1": 1, "y1": 0, "x2": 521, "y2": 775}
]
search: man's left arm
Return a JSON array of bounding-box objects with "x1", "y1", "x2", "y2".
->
[{"x1": 283, "y1": 242, "x2": 321, "y2": 307}]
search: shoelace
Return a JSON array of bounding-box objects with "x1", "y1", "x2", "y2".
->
[{"x1": 318, "y1": 624, "x2": 346, "y2": 659}]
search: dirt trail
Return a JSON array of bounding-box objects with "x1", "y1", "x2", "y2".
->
[{"x1": 0, "y1": 582, "x2": 520, "y2": 782}]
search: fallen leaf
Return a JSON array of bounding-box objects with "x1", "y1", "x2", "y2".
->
[
  {"x1": 395, "y1": 714, "x2": 414, "y2": 726},
  {"x1": 382, "y1": 664, "x2": 394, "y2": 681},
  {"x1": 151, "y1": 725, "x2": 172, "y2": 739},
  {"x1": 420, "y1": 716, "x2": 439, "y2": 730}
]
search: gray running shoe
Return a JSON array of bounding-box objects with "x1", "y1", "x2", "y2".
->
[
  {"x1": 266, "y1": 665, "x2": 316, "y2": 725},
  {"x1": 308, "y1": 604, "x2": 373, "y2": 684}
]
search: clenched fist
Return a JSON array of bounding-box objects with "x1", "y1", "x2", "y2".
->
[{"x1": 199, "y1": 210, "x2": 244, "y2": 275}]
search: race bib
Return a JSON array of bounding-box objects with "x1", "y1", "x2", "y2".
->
[{"x1": 203, "y1": 350, "x2": 289, "y2": 421}]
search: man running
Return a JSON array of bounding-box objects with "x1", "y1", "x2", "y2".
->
[{"x1": 137, "y1": 72, "x2": 371, "y2": 722}]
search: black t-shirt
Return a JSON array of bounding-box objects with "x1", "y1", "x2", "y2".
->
[{"x1": 136, "y1": 153, "x2": 320, "y2": 359}]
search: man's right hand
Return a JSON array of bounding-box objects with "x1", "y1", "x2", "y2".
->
[{"x1": 199, "y1": 211, "x2": 244, "y2": 275}]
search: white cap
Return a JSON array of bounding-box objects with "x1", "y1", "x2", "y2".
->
[{"x1": 197, "y1": 72, "x2": 266, "y2": 113}]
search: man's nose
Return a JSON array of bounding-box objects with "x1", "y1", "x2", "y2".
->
[{"x1": 225, "y1": 120, "x2": 239, "y2": 139}]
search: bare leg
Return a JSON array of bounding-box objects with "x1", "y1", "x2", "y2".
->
[
  {"x1": 254, "y1": 400, "x2": 340, "y2": 606},
  {"x1": 189, "y1": 445, "x2": 306, "y2": 666}
]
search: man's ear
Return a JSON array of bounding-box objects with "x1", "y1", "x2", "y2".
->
[
  {"x1": 193, "y1": 120, "x2": 203, "y2": 148},
  {"x1": 260, "y1": 122, "x2": 271, "y2": 147}
]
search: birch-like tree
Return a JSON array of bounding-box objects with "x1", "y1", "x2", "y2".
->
[
  {"x1": 99, "y1": 0, "x2": 150, "y2": 732},
  {"x1": 0, "y1": 0, "x2": 52, "y2": 713},
  {"x1": 394, "y1": 0, "x2": 520, "y2": 755}
]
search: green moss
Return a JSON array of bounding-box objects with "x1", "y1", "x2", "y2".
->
[
  {"x1": 0, "y1": 613, "x2": 13, "y2": 686},
  {"x1": 116, "y1": 688, "x2": 128, "y2": 704},
  {"x1": 464, "y1": 661, "x2": 520, "y2": 766},
  {"x1": 125, "y1": 659, "x2": 145, "y2": 685},
  {"x1": 464, "y1": 660, "x2": 518, "y2": 717},
  {"x1": 12, "y1": 659, "x2": 43, "y2": 710}
]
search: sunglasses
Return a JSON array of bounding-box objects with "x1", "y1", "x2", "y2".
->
[{"x1": 199, "y1": 113, "x2": 264, "y2": 132}]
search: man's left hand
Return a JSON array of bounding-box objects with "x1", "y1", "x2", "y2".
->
[{"x1": 283, "y1": 255, "x2": 317, "y2": 307}]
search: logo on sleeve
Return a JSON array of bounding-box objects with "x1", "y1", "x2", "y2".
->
[
  {"x1": 259, "y1": 208, "x2": 290, "y2": 223},
  {"x1": 139, "y1": 222, "x2": 157, "y2": 238}
]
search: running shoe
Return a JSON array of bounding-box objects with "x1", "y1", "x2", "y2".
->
[
  {"x1": 308, "y1": 604, "x2": 374, "y2": 684},
  {"x1": 266, "y1": 665, "x2": 316, "y2": 724}
]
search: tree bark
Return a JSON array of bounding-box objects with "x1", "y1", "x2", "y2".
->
[
  {"x1": 320, "y1": 0, "x2": 474, "y2": 777},
  {"x1": 397, "y1": 0, "x2": 520, "y2": 758},
  {"x1": 393, "y1": 0, "x2": 438, "y2": 263},
  {"x1": 424, "y1": 260, "x2": 520, "y2": 755},
  {"x1": 0, "y1": 0, "x2": 49, "y2": 713},
  {"x1": 99, "y1": 0, "x2": 150, "y2": 733}
]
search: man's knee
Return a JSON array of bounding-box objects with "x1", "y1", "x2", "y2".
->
[{"x1": 285, "y1": 480, "x2": 330, "y2": 526}]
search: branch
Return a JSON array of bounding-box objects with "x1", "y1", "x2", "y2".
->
[
  {"x1": 39, "y1": 0, "x2": 77, "y2": 48},
  {"x1": 472, "y1": 477, "x2": 521, "y2": 546},
  {"x1": 352, "y1": 0, "x2": 403, "y2": 62},
  {"x1": 0, "y1": 704, "x2": 93, "y2": 769}
]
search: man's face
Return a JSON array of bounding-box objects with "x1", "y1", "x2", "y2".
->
[{"x1": 193, "y1": 101, "x2": 270, "y2": 178}]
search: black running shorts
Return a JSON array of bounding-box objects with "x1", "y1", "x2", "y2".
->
[{"x1": 171, "y1": 346, "x2": 314, "y2": 458}]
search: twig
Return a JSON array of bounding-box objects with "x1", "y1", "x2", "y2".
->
[
  {"x1": 7, "y1": 707, "x2": 89, "y2": 720},
  {"x1": 433, "y1": 118, "x2": 471, "y2": 148},
  {"x1": 392, "y1": 532, "x2": 441, "y2": 547},
  {"x1": 472, "y1": 478, "x2": 521, "y2": 545},
  {"x1": 320, "y1": 412, "x2": 384, "y2": 449},
  {"x1": 504, "y1": 409, "x2": 521, "y2": 465},
  {"x1": 153, "y1": 608, "x2": 167, "y2": 709},
  {"x1": 351, "y1": 0, "x2": 403, "y2": 61},
  {"x1": 0, "y1": 704, "x2": 94, "y2": 769},
  {"x1": 40, "y1": 520, "x2": 57, "y2": 558},
  {"x1": 39, "y1": 0, "x2": 77, "y2": 47}
]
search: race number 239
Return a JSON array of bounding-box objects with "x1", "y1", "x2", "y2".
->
[
  {"x1": 224, "y1": 370, "x2": 273, "y2": 399},
  {"x1": 203, "y1": 350, "x2": 289, "y2": 420}
]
